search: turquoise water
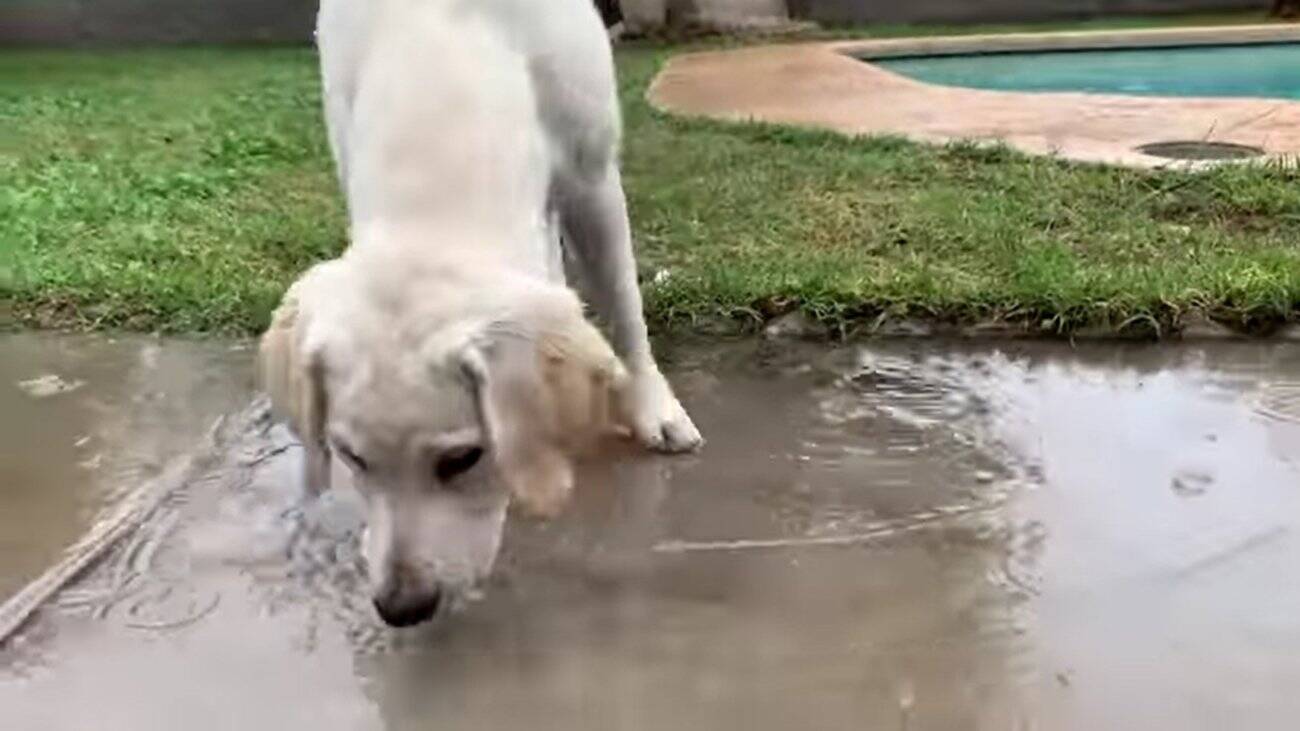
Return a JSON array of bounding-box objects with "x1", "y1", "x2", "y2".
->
[{"x1": 876, "y1": 43, "x2": 1300, "y2": 100}]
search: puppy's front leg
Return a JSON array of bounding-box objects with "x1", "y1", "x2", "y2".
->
[
  {"x1": 556, "y1": 167, "x2": 702, "y2": 453},
  {"x1": 302, "y1": 442, "x2": 332, "y2": 496}
]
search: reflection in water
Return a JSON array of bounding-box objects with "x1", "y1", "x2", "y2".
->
[{"x1": 3, "y1": 338, "x2": 1300, "y2": 730}]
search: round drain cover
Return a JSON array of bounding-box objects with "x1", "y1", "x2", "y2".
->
[{"x1": 1136, "y1": 140, "x2": 1264, "y2": 161}]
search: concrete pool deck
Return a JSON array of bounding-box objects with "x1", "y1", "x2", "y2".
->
[
  {"x1": 6, "y1": 335, "x2": 1300, "y2": 728},
  {"x1": 649, "y1": 24, "x2": 1300, "y2": 167}
]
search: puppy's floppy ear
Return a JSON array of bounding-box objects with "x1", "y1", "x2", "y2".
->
[
  {"x1": 457, "y1": 290, "x2": 627, "y2": 518},
  {"x1": 258, "y1": 266, "x2": 334, "y2": 495}
]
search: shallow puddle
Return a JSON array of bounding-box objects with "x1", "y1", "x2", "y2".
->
[
  {"x1": 2, "y1": 337, "x2": 1300, "y2": 730},
  {"x1": 0, "y1": 333, "x2": 254, "y2": 601}
]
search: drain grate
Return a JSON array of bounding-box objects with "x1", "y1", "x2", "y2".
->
[{"x1": 1136, "y1": 140, "x2": 1264, "y2": 161}]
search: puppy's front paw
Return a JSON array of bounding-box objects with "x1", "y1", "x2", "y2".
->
[{"x1": 620, "y1": 367, "x2": 703, "y2": 453}]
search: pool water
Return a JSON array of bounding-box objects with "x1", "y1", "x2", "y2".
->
[{"x1": 876, "y1": 42, "x2": 1300, "y2": 100}]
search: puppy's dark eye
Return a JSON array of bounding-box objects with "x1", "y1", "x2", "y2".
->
[
  {"x1": 436, "y1": 445, "x2": 483, "y2": 482},
  {"x1": 336, "y1": 443, "x2": 368, "y2": 473}
]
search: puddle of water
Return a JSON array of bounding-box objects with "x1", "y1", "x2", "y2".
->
[
  {"x1": 0, "y1": 333, "x2": 254, "y2": 602},
  {"x1": 3, "y1": 338, "x2": 1300, "y2": 730}
]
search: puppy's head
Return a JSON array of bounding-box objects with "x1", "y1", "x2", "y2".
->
[{"x1": 259, "y1": 256, "x2": 626, "y2": 627}]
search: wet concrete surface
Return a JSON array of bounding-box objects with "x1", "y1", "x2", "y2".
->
[
  {"x1": 3, "y1": 336, "x2": 1300, "y2": 729},
  {"x1": 0, "y1": 333, "x2": 254, "y2": 602}
]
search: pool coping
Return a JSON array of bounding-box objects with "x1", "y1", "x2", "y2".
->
[
  {"x1": 649, "y1": 24, "x2": 1300, "y2": 168},
  {"x1": 838, "y1": 22, "x2": 1300, "y2": 59}
]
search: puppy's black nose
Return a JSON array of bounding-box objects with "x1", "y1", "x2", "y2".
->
[{"x1": 373, "y1": 588, "x2": 443, "y2": 627}]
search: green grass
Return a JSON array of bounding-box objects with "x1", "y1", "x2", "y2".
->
[
  {"x1": 3, "y1": 17, "x2": 1300, "y2": 337},
  {"x1": 0, "y1": 48, "x2": 343, "y2": 333}
]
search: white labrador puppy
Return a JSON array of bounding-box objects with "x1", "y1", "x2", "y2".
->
[{"x1": 259, "y1": 0, "x2": 701, "y2": 627}]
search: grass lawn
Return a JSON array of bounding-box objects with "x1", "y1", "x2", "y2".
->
[{"x1": 3, "y1": 15, "x2": 1300, "y2": 337}]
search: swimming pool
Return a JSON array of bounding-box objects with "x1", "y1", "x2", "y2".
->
[{"x1": 876, "y1": 42, "x2": 1300, "y2": 100}]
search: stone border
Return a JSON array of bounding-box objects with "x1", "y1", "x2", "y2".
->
[
  {"x1": 838, "y1": 23, "x2": 1300, "y2": 59},
  {"x1": 747, "y1": 310, "x2": 1300, "y2": 342},
  {"x1": 649, "y1": 25, "x2": 1300, "y2": 167}
]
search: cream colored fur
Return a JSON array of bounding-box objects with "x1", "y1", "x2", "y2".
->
[{"x1": 257, "y1": 0, "x2": 700, "y2": 626}]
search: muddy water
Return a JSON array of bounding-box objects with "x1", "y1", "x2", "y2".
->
[
  {"x1": 0, "y1": 333, "x2": 254, "y2": 601},
  {"x1": 3, "y1": 338, "x2": 1300, "y2": 730}
]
